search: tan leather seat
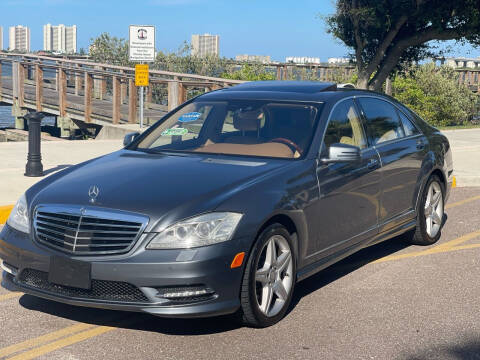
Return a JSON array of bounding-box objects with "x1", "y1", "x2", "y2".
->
[{"x1": 224, "y1": 110, "x2": 263, "y2": 144}]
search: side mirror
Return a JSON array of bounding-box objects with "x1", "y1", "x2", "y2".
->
[
  {"x1": 321, "y1": 143, "x2": 361, "y2": 164},
  {"x1": 123, "y1": 132, "x2": 140, "y2": 147}
]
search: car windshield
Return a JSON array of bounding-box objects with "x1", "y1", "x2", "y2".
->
[{"x1": 136, "y1": 100, "x2": 322, "y2": 159}]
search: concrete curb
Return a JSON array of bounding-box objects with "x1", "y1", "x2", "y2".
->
[{"x1": 0, "y1": 205, "x2": 14, "y2": 224}]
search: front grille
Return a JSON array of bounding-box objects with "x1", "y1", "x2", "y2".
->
[
  {"x1": 33, "y1": 205, "x2": 148, "y2": 256},
  {"x1": 17, "y1": 269, "x2": 150, "y2": 303}
]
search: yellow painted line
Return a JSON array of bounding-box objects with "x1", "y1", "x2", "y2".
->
[
  {"x1": 0, "y1": 205, "x2": 14, "y2": 224},
  {"x1": 452, "y1": 176, "x2": 457, "y2": 188},
  {"x1": 0, "y1": 323, "x2": 95, "y2": 358},
  {"x1": 0, "y1": 292, "x2": 22, "y2": 302},
  {"x1": 7, "y1": 317, "x2": 138, "y2": 360},
  {"x1": 374, "y1": 229, "x2": 480, "y2": 264},
  {"x1": 446, "y1": 194, "x2": 480, "y2": 210},
  {"x1": 6, "y1": 326, "x2": 116, "y2": 360}
]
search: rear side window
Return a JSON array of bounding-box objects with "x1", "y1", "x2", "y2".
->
[
  {"x1": 357, "y1": 98, "x2": 405, "y2": 145},
  {"x1": 398, "y1": 110, "x2": 420, "y2": 137},
  {"x1": 323, "y1": 99, "x2": 367, "y2": 151}
]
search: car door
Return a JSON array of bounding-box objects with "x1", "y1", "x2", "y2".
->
[
  {"x1": 311, "y1": 98, "x2": 381, "y2": 258},
  {"x1": 356, "y1": 97, "x2": 426, "y2": 230}
]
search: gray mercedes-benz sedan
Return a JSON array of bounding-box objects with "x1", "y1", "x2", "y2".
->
[{"x1": 0, "y1": 81, "x2": 453, "y2": 327}]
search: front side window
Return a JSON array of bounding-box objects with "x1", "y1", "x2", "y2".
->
[
  {"x1": 323, "y1": 99, "x2": 367, "y2": 153},
  {"x1": 357, "y1": 98, "x2": 405, "y2": 145},
  {"x1": 136, "y1": 100, "x2": 321, "y2": 159}
]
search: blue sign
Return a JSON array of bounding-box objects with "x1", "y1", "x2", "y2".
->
[{"x1": 178, "y1": 112, "x2": 202, "y2": 123}]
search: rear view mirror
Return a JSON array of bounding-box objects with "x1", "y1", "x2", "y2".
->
[
  {"x1": 321, "y1": 143, "x2": 361, "y2": 164},
  {"x1": 123, "y1": 132, "x2": 140, "y2": 147}
]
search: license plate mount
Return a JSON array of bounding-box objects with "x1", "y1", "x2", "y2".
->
[{"x1": 48, "y1": 256, "x2": 91, "y2": 290}]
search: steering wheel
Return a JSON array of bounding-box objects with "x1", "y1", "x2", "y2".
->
[{"x1": 270, "y1": 138, "x2": 303, "y2": 155}]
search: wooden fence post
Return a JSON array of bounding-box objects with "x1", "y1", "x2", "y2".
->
[
  {"x1": 35, "y1": 64, "x2": 43, "y2": 111},
  {"x1": 75, "y1": 64, "x2": 82, "y2": 96},
  {"x1": 120, "y1": 70, "x2": 127, "y2": 104},
  {"x1": 18, "y1": 63, "x2": 25, "y2": 107},
  {"x1": 128, "y1": 78, "x2": 137, "y2": 124},
  {"x1": 112, "y1": 76, "x2": 121, "y2": 124},
  {"x1": 59, "y1": 68, "x2": 67, "y2": 117},
  {"x1": 101, "y1": 67, "x2": 107, "y2": 99},
  {"x1": 145, "y1": 86, "x2": 152, "y2": 109},
  {"x1": 168, "y1": 79, "x2": 180, "y2": 111},
  {"x1": 84, "y1": 72, "x2": 93, "y2": 123}
]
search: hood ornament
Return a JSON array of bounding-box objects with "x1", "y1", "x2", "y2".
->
[{"x1": 88, "y1": 185, "x2": 99, "y2": 204}]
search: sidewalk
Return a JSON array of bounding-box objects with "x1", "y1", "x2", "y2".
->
[
  {"x1": 442, "y1": 128, "x2": 480, "y2": 187},
  {"x1": 0, "y1": 129, "x2": 478, "y2": 207},
  {"x1": 0, "y1": 140, "x2": 121, "y2": 205}
]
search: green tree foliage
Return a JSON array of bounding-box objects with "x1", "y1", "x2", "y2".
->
[
  {"x1": 89, "y1": 33, "x2": 131, "y2": 66},
  {"x1": 155, "y1": 42, "x2": 232, "y2": 77},
  {"x1": 327, "y1": 0, "x2": 480, "y2": 91},
  {"x1": 392, "y1": 64, "x2": 477, "y2": 127},
  {"x1": 221, "y1": 64, "x2": 276, "y2": 81}
]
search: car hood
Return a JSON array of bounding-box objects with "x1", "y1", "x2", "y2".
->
[{"x1": 31, "y1": 150, "x2": 287, "y2": 231}]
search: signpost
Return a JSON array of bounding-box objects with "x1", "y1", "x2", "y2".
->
[{"x1": 129, "y1": 25, "x2": 155, "y2": 129}]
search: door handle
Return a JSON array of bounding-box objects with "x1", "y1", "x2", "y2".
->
[{"x1": 367, "y1": 158, "x2": 379, "y2": 169}]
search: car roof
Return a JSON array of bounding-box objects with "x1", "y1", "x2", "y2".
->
[{"x1": 198, "y1": 81, "x2": 382, "y2": 103}]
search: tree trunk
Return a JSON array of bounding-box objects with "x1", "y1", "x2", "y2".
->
[{"x1": 356, "y1": 71, "x2": 370, "y2": 89}]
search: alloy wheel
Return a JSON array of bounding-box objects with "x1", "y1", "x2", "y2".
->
[
  {"x1": 424, "y1": 181, "x2": 444, "y2": 238},
  {"x1": 254, "y1": 234, "x2": 293, "y2": 317}
]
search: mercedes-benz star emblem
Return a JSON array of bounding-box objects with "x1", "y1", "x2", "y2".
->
[{"x1": 88, "y1": 185, "x2": 99, "y2": 203}]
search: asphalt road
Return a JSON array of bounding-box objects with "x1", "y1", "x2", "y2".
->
[{"x1": 1, "y1": 187, "x2": 480, "y2": 360}]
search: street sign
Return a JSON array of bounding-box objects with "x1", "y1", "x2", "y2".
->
[
  {"x1": 129, "y1": 25, "x2": 155, "y2": 62},
  {"x1": 135, "y1": 64, "x2": 149, "y2": 87}
]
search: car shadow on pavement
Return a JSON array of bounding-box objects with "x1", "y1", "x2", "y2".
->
[
  {"x1": 405, "y1": 337, "x2": 480, "y2": 360},
  {"x1": 18, "y1": 234, "x2": 411, "y2": 335}
]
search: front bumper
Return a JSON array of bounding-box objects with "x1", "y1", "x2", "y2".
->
[{"x1": 0, "y1": 224, "x2": 249, "y2": 318}]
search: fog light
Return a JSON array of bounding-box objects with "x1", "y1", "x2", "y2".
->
[
  {"x1": 0, "y1": 260, "x2": 18, "y2": 276},
  {"x1": 156, "y1": 286, "x2": 214, "y2": 300}
]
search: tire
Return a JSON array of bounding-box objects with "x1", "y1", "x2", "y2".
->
[
  {"x1": 406, "y1": 174, "x2": 445, "y2": 246},
  {"x1": 239, "y1": 224, "x2": 296, "y2": 328}
]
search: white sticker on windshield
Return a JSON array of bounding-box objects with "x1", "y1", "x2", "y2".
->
[
  {"x1": 161, "y1": 128, "x2": 188, "y2": 136},
  {"x1": 178, "y1": 112, "x2": 202, "y2": 123}
]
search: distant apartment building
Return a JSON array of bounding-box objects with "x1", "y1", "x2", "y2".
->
[
  {"x1": 9, "y1": 25, "x2": 30, "y2": 52},
  {"x1": 328, "y1": 57, "x2": 350, "y2": 65},
  {"x1": 0, "y1": 27, "x2": 3, "y2": 50},
  {"x1": 235, "y1": 54, "x2": 271, "y2": 64},
  {"x1": 285, "y1": 56, "x2": 320, "y2": 64},
  {"x1": 43, "y1": 24, "x2": 77, "y2": 53},
  {"x1": 191, "y1": 33, "x2": 219, "y2": 57},
  {"x1": 444, "y1": 57, "x2": 480, "y2": 69}
]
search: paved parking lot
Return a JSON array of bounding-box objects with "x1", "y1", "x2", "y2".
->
[{"x1": 1, "y1": 187, "x2": 480, "y2": 360}]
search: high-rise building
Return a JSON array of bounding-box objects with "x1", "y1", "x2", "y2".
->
[
  {"x1": 191, "y1": 33, "x2": 219, "y2": 57},
  {"x1": 0, "y1": 27, "x2": 3, "y2": 50},
  {"x1": 43, "y1": 24, "x2": 77, "y2": 53},
  {"x1": 9, "y1": 25, "x2": 30, "y2": 52},
  {"x1": 285, "y1": 56, "x2": 320, "y2": 64},
  {"x1": 235, "y1": 54, "x2": 271, "y2": 64}
]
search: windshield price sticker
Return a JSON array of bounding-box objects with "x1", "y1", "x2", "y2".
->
[
  {"x1": 161, "y1": 128, "x2": 188, "y2": 136},
  {"x1": 178, "y1": 112, "x2": 202, "y2": 123}
]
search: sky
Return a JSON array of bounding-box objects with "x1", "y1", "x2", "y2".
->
[{"x1": 1, "y1": 0, "x2": 479, "y2": 61}]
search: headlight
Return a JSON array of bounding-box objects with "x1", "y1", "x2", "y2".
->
[
  {"x1": 146, "y1": 212, "x2": 243, "y2": 249},
  {"x1": 6, "y1": 193, "x2": 30, "y2": 234}
]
